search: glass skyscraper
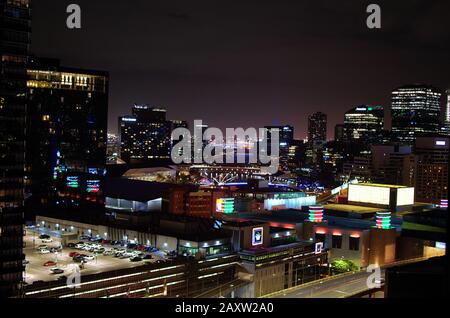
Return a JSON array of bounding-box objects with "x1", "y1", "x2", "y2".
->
[
  {"x1": 26, "y1": 57, "x2": 109, "y2": 209},
  {"x1": 391, "y1": 85, "x2": 442, "y2": 144},
  {"x1": 343, "y1": 105, "x2": 384, "y2": 144},
  {"x1": 0, "y1": 0, "x2": 31, "y2": 297}
]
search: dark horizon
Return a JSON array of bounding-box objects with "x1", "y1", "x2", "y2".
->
[{"x1": 31, "y1": 0, "x2": 450, "y2": 139}]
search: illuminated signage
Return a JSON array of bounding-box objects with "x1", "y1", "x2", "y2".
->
[
  {"x1": 122, "y1": 117, "x2": 136, "y2": 122},
  {"x1": 66, "y1": 176, "x2": 79, "y2": 188},
  {"x1": 348, "y1": 184, "x2": 390, "y2": 206},
  {"x1": 252, "y1": 227, "x2": 263, "y2": 246},
  {"x1": 315, "y1": 242, "x2": 323, "y2": 254},
  {"x1": 435, "y1": 242, "x2": 446, "y2": 249},
  {"x1": 88, "y1": 168, "x2": 98, "y2": 175},
  {"x1": 396, "y1": 187, "x2": 415, "y2": 206},
  {"x1": 216, "y1": 198, "x2": 235, "y2": 214},
  {"x1": 86, "y1": 180, "x2": 100, "y2": 193},
  {"x1": 375, "y1": 211, "x2": 391, "y2": 229},
  {"x1": 435, "y1": 140, "x2": 446, "y2": 146},
  {"x1": 308, "y1": 205, "x2": 324, "y2": 222},
  {"x1": 440, "y1": 199, "x2": 448, "y2": 208}
]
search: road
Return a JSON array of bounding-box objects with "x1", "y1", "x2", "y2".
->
[{"x1": 274, "y1": 270, "x2": 385, "y2": 298}]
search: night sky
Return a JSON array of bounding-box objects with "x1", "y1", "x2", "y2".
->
[{"x1": 32, "y1": 0, "x2": 450, "y2": 140}]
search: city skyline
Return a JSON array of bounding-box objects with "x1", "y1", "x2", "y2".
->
[{"x1": 31, "y1": 0, "x2": 450, "y2": 139}]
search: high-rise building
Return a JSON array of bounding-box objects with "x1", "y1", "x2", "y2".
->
[
  {"x1": 343, "y1": 105, "x2": 384, "y2": 145},
  {"x1": 391, "y1": 85, "x2": 442, "y2": 144},
  {"x1": 26, "y1": 57, "x2": 109, "y2": 208},
  {"x1": 119, "y1": 105, "x2": 172, "y2": 163},
  {"x1": 411, "y1": 137, "x2": 448, "y2": 204},
  {"x1": 444, "y1": 89, "x2": 450, "y2": 134},
  {"x1": 308, "y1": 112, "x2": 327, "y2": 143},
  {"x1": 307, "y1": 112, "x2": 327, "y2": 164},
  {"x1": 334, "y1": 124, "x2": 344, "y2": 142},
  {"x1": 264, "y1": 125, "x2": 294, "y2": 171},
  {"x1": 370, "y1": 144, "x2": 412, "y2": 185},
  {"x1": 0, "y1": 0, "x2": 31, "y2": 297}
]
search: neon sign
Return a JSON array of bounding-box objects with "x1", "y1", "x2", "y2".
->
[
  {"x1": 309, "y1": 205, "x2": 324, "y2": 222},
  {"x1": 216, "y1": 198, "x2": 235, "y2": 214}
]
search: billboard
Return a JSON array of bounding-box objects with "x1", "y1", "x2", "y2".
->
[
  {"x1": 348, "y1": 184, "x2": 390, "y2": 206},
  {"x1": 252, "y1": 227, "x2": 263, "y2": 246},
  {"x1": 216, "y1": 198, "x2": 235, "y2": 213},
  {"x1": 396, "y1": 187, "x2": 414, "y2": 206}
]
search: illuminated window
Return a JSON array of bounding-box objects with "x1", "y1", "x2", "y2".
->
[{"x1": 42, "y1": 115, "x2": 50, "y2": 121}]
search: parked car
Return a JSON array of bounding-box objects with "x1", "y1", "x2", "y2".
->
[
  {"x1": 82, "y1": 255, "x2": 95, "y2": 261},
  {"x1": 41, "y1": 238, "x2": 53, "y2": 243},
  {"x1": 142, "y1": 254, "x2": 152, "y2": 260},
  {"x1": 39, "y1": 234, "x2": 50, "y2": 239},
  {"x1": 37, "y1": 244, "x2": 48, "y2": 249},
  {"x1": 43, "y1": 261, "x2": 57, "y2": 267},
  {"x1": 79, "y1": 235, "x2": 90, "y2": 240},
  {"x1": 50, "y1": 268, "x2": 64, "y2": 274},
  {"x1": 130, "y1": 256, "x2": 142, "y2": 262},
  {"x1": 38, "y1": 248, "x2": 50, "y2": 254},
  {"x1": 69, "y1": 252, "x2": 79, "y2": 257},
  {"x1": 127, "y1": 243, "x2": 137, "y2": 249},
  {"x1": 67, "y1": 243, "x2": 76, "y2": 248},
  {"x1": 101, "y1": 239, "x2": 111, "y2": 244},
  {"x1": 73, "y1": 255, "x2": 84, "y2": 263}
]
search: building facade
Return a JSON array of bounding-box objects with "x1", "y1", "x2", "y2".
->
[
  {"x1": 343, "y1": 105, "x2": 384, "y2": 146},
  {"x1": 119, "y1": 105, "x2": 172, "y2": 163},
  {"x1": 391, "y1": 85, "x2": 442, "y2": 144},
  {"x1": 26, "y1": 57, "x2": 108, "y2": 208},
  {"x1": 0, "y1": 0, "x2": 31, "y2": 297}
]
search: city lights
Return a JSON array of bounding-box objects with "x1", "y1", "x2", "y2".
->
[
  {"x1": 375, "y1": 211, "x2": 392, "y2": 229},
  {"x1": 308, "y1": 205, "x2": 324, "y2": 223}
]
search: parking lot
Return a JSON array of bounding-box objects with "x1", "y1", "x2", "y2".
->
[{"x1": 23, "y1": 229, "x2": 169, "y2": 284}]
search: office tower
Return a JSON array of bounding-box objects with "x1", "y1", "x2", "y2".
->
[
  {"x1": 391, "y1": 85, "x2": 442, "y2": 144},
  {"x1": 119, "y1": 105, "x2": 172, "y2": 163},
  {"x1": 334, "y1": 124, "x2": 344, "y2": 142},
  {"x1": 410, "y1": 137, "x2": 449, "y2": 204},
  {"x1": 444, "y1": 89, "x2": 450, "y2": 135},
  {"x1": 307, "y1": 112, "x2": 327, "y2": 164},
  {"x1": 370, "y1": 144, "x2": 412, "y2": 185},
  {"x1": 170, "y1": 119, "x2": 188, "y2": 131},
  {"x1": 26, "y1": 57, "x2": 108, "y2": 207},
  {"x1": 343, "y1": 105, "x2": 384, "y2": 145},
  {"x1": 264, "y1": 125, "x2": 294, "y2": 171},
  {"x1": 308, "y1": 112, "x2": 327, "y2": 144},
  {"x1": 0, "y1": 0, "x2": 31, "y2": 297}
]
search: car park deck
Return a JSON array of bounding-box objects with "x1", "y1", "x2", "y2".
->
[{"x1": 24, "y1": 229, "x2": 169, "y2": 285}]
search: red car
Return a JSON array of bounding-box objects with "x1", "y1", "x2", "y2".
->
[
  {"x1": 101, "y1": 239, "x2": 110, "y2": 244},
  {"x1": 69, "y1": 252, "x2": 79, "y2": 257},
  {"x1": 43, "y1": 261, "x2": 56, "y2": 267}
]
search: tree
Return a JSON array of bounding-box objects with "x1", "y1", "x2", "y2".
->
[{"x1": 331, "y1": 259, "x2": 359, "y2": 274}]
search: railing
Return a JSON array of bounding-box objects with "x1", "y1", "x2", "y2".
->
[
  {"x1": 260, "y1": 255, "x2": 437, "y2": 298},
  {"x1": 193, "y1": 278, "x2": 248, "y2": 298}
]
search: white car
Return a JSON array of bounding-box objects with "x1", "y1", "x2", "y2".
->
[
  {"x1": 75, "y1": 244, "x2": 85, "y2": 249},
  {"x1": 38, "y1": 248, "x2": 50, "y2": 254},
  {"x1": 83, "y1": 255, "x2": 95, "y2": 261},
  {"x1": 41, "y1": 238, "x2": 53, "y2": 243}
]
